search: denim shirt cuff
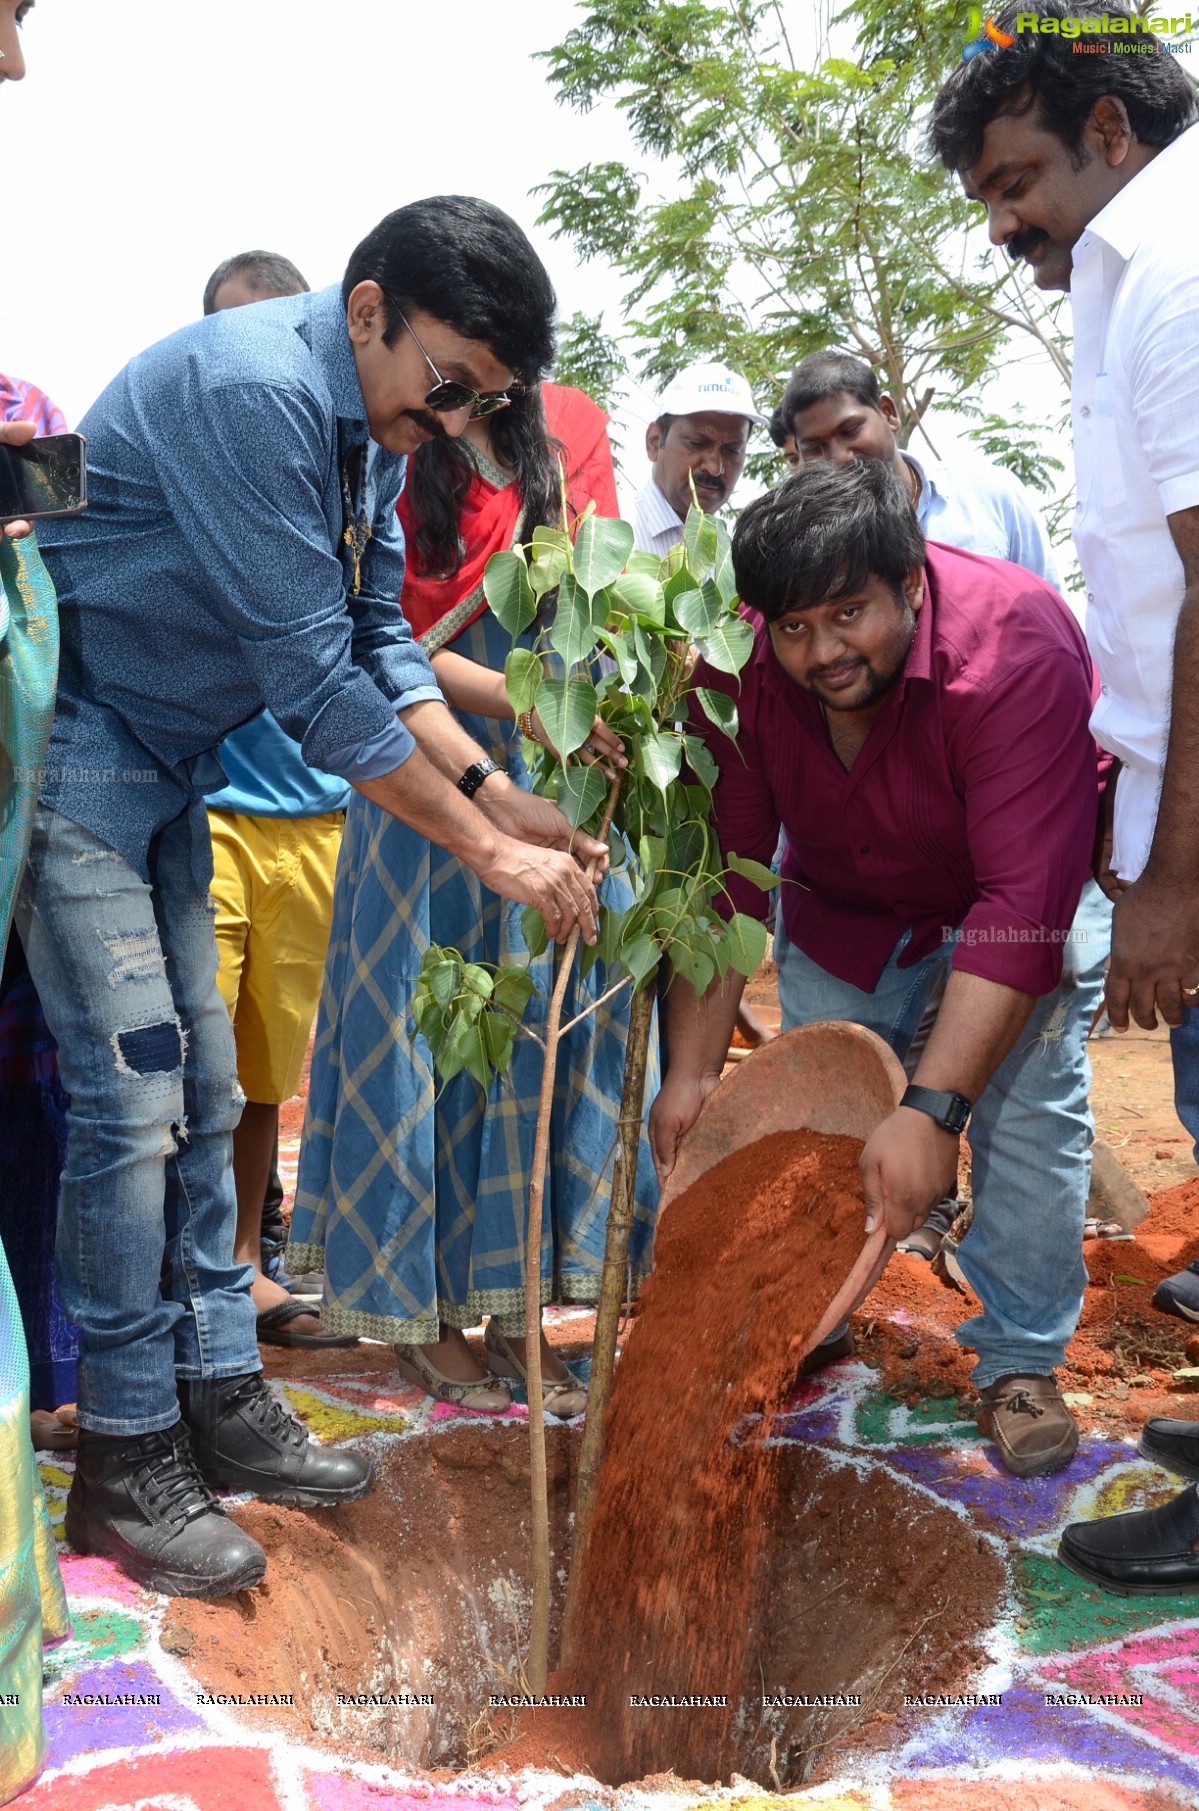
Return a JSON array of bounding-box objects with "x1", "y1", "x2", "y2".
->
[{"x1": 319, "y1": 714, "x2": 416, "y2": 782}]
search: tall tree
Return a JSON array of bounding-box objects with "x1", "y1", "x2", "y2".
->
[{"x1": 538, "y1": 0, "x2": 1068, "y2": 482}]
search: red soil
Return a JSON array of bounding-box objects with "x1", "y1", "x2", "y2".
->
[
  {"x1": 859, "y1": 1173, "x2": 1199, "y2": 1427},
  {"x1": 533, "y1": 1128, "x2": 874, "y2": 1784}
]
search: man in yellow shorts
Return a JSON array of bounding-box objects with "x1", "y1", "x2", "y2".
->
[{"x1": 206, "y1": 253, "x2": 355, "y2": 1347}]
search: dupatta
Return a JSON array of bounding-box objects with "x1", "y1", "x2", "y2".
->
[{"x1": 398, "y1": 384, "x2": 619, "y2": 655}]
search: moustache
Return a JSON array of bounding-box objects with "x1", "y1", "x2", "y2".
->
[
  {"x1": 403, "y1": 408, "x2": 450, "y2": 439},
  {"x1": 693, "y1": 476, "x2": 725, "y2": 495},
  {"x1": 1009, "y1": 228, "x2": 1048, "y2": 263}
]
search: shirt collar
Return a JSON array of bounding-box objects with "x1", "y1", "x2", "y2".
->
[
  {"x1": 308, "y1": 284, "x2": 369, "y2": 427},
  {"x1": 1083, "y1": 125, "x2": 1198, "y2": 264},
  {"x1": 638, "y1": 476, "x2": 685, "y2": 536}
]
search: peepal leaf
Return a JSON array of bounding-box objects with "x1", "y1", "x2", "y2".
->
[
  {"x1": 573, "y1": 514, "x2": 634, "y2": 596},
  {"x1": 696, "y1": 613, "x2": 754, "y2": 676},
  {"x1": 505, "y1": 648, "x2": 543, "y2": 718},
  {"x1": 484, "y1": 550, "x2": 536, "y2": 635},
  {"x1": 723, "y1": 912, "x2": 768, "y2": 977},
  {"x1": 639, "y1": 730, "x2": 683, "y2": 798},
  {"x1": 556, "y1": 761, "x2": 609, "y2": 829},
  {"x1": 674, "y1": 582, "x2": 723, "y2": 639},
  {"x1": 534, "y1": 675, "x2": 598, "y2": 760},
  {"x1": 608, "y1": 570, "x2": 666, "y2": 627},
  {"x1": 549, "y1": 570, "x2": 607, "y2": 669},
  {"x1": 727, "y1": 852, "x2": 778, "y2": 892},
  {"x1": 696, "y1": 686, "x2": 738, "y2": 739}
]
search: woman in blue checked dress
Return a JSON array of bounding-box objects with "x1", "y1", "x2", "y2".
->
[{"x1": 289, "y1": 385, "x2": 660, "y2": 1416}]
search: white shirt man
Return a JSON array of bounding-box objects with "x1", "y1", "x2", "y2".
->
[{"x1": 630, "y1": 362, "x2": 766, "y2": 555}]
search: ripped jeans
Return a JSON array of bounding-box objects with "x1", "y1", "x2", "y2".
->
[
  {"x1": 775, "y1": 879, "x2": 1112, "y2": 1386},
  {"x1": 15, "y1": 804, "x2": 261, "y2": 1434}
]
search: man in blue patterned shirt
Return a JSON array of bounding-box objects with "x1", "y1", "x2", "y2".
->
[{"x1": 17, "y1": 196, "x2": 605, "y2": 1599}]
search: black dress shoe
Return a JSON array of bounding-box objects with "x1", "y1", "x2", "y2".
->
[
  {"x1": 66, "y1": 1422, "x2": 266, "y2": 1598},
  {"x1": 180, "y1": 1371, "x2": 374, "y2": 1507},
  {"x1": 1139, "y1": 1418, "x2": 1199, "y2": 1482},
  {"x1": 1058, "y1": 1483, "x2": 1199, "y2": 1595}
]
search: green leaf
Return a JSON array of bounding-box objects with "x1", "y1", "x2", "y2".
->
[
  {"x1": 556, "y1": 761, "x2": 609, "y2": 829},
  {"x1": 596, "y1": 626, "x2": 638, "y2": 685},
  {"x1": 520, "y1": 905, "x2": 549, "y2": 958},
  {"x1": 626, "y1": 548, "x2": 666, "y2": 580},
  {"x1": 696, "y1": 686, "x2": 739, "y2": 739},
  {"x1": 727, "y1": 851, "x2": 779, "y2": 892},
  {"x1": 484, "y1": 550, "x2": 536, "y2": 636},
  {"x1": 572, "y1": 514, "x2": 634, "y2": 596},
  {"x1": 683, "y1": 732, "x2": 720, "y2": 793},
  {"x1": 597, "y1": 903, "x2": 626, "y2": 966},
  {"x1": 427, "y1": 956, "x2": 460, "y2": 1009},
  {"x1": 548, "y1": 570, "x2": 606, "y2": 669},
  {"x1": 463, "y1": 963, "x2": 494, "y2": 1001},
  {"x1": 639, "y1": 730, "x2": 683, "y2": 798},
  {"x1": 696, "y1": 613, "x2": 755, "y2": 676},
  {"x1": 620, "y1": 932, "x2": 661, "y2": 988},
  {"x1": 534, "y1": 675, "x2": 599, "y2": 760},
  {"x1": 492, "y1": 966, "x2": 538, "y2": 1020},
  {"x1": 531, "y1": 524, "x2": 570, "y2": 553},
  {"x1": 670, "y1": 937, "x2": 716, "y2": 996},
  {"x1": 711, "y1": 520, "x2": 737, "y2": 603},
  {"x1": 723, "y1": 912, "x2": 769, "y2": 977},
  {"x1": 505, "y1": 648, "x2": 543, "y2": 718},
  {"x1": 609, "y1": 570, "x2": 666, "y2": 627},
  {"x1": 682, "y1": 504, "x2": 719, "y2": 573},
  {"x1": 482, "y1": 1012, "x2": 516, "y2": 1072},
  {"x1": 674, "y1": 582, "x2": 723, "y2": 640}
]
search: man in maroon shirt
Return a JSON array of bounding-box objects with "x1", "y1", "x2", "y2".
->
[{"x1": 650, "y1": 460, "x2": 1106, "y2": 1477}]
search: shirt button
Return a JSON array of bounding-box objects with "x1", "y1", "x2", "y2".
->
[
  {"x1": 1080, "y1": 404, "x2": 1091, "y2": 417},
  {"x1": 1087, "y1": 590, "x2": 1095, "y2": 603},
  {"x1": 1100, "y1": 684, "x2": 1110, "y2": 695},
  {"x1": 859, "y1": 845, "x2": 870, "y2": 855}
]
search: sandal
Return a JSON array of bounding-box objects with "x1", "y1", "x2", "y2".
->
[
  {"x1": 394, "y1": 1342, "x2": 512, "y2": 1414},
  {"x1": 484, "y1": 1319, "x2": 588, "y2": 1420},
  {"x1": 256, "y1": 1298, "x2": 360, "y2": 1348},
  {"x1": 1083, "y1": 1217, "x2": 1135, "y2": 1241}
]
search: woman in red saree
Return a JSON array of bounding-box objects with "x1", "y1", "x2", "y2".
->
[{"x1": 290, "y1": 384, "x2": 661, "y2": 1416}]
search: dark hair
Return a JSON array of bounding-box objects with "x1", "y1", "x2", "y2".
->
[
  {"x1": 732, "y1": 460, "x2": 925, "y2": 624},
  {"x1": 203, "y1": 250, "x2": 308, "y2": 315},
  {"x1": 341, "y1": 196, "x2": 556, "y2": 381},
  {"x1": 405, "y1": 385, "x2": 564, "y2": 578},
  {"x1": 767, "y1": 404, "x2": 790, "y2": 449},
  {"x1": 929, "y1": 1, "x2": 1198, "y2": 171},
  {"x1": 781, "y1": 351, "x2": 881, "y2": 437}
]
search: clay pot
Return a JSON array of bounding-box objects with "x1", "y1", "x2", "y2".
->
[{"x1": 661, "y1": 1020, "x2": 907, "y2": 1359}]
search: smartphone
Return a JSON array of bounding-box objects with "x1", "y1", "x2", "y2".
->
[{"x1": 0, "y1": 432, "x2": 87, "y2": 523}]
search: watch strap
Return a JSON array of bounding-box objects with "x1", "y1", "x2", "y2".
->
[
  {"x1": 457, "y1": 757, "x2": 501, "y2": 799},
  {"x1": 900, "y1": 1083, "x2": 971, "y2": 1134}
]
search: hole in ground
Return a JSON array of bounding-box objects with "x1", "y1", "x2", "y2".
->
[{"x1": 162, "y1": 1423, "x2": 1004, "y2": 1786}]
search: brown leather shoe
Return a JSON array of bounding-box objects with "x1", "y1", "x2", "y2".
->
[{"x1": 976, "y1": 1372, "x2": 1078, "y2": 1477}]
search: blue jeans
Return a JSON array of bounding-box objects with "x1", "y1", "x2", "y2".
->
[
  {"x1": 776, "y1": 881, "x2": 1112, "y2": 1386},
  {"x1": 14, "y1": 805, "x2": 260, "y2": 1435},
  {"x1": 1171, "y1": 1009, "x2": 1199, "y2": 1166}
]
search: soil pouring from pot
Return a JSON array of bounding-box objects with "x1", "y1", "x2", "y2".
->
[{"x1": 165, "y1": 1128, "x2": 1004, "y2": 1788}]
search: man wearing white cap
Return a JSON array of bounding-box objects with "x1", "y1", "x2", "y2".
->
[{"x1": 631, "y1": 361, "x2": 767, "y2": 556}]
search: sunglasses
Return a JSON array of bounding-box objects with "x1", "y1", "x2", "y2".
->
[{"x1": 398, "y1": 310, "x2": 512, "y2": 419}]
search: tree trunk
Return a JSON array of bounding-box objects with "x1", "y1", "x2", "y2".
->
[
  {"x1": 523, "y1": 776, "x2": 622, "y2": 1690},
  {"x1": 561, "y1": 975, "x2": 656, "y2": 1664}
]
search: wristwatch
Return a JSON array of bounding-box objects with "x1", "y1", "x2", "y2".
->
[
  {"x1": 457, "y1": 757, "x2": 502, "y2": 799},
  {"x1": 899, "y1": 1084, "x2": 971, "y2": 1134}
]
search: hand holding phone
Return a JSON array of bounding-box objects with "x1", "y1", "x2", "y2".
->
[{"x1": 0, "y1": 428, "x2": 87, "y2": 529}]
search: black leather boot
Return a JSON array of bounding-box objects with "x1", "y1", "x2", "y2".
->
[
  {"x1": 66, "y1": 1422, "x2": 266, "y2": 1598},
  {"x1": 180, "y1": 1371, "x2": 374, "y2": 1506}
]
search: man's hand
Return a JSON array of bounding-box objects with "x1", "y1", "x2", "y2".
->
[
  {"x1": 475, "y1": 772, "x2": 609, "y2": 873},
  {"x1": 474, "y1": 834, "x2": 601, "y2": 946},
  {"x1": 1, "y1": 421, "x2": 36, "y2": 539},
  {"x1": 531, "y1": 710, "x2": 627, "y2": 781},
  {"x1": 860, "y1": 1106, "x2": 960, "y2": 1242},
  {"x1": 1106, "y1": 869, "x2": 1199, "y2": 1030},
  {"x1": 648, "y1": 1070, "x2": 722, "y2": 1185}
]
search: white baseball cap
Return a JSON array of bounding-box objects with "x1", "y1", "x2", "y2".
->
[{"x1": 654, "y1": 361, "x2": 768, "y2": 427}]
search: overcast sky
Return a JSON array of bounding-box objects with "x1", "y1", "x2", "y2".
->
[{"x1": 1, "y1": 0, "x2": 1071, "y2": 558}]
